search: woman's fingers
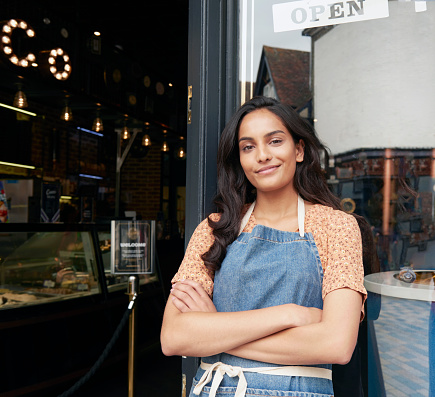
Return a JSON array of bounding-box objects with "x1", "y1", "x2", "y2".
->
[
  {"x1": 171, "y1": 296, "x2": 190, "y2": 313},
  {"x1": 171, "y1": 280, "x2": 216, "y2": 313},
  {"x1": 170, "y1": 286, "x2": 197, "y2": 309}
]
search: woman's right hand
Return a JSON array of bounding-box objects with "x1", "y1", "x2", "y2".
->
[
  {"x1": 286, "y1": 304, "x2": 323, "y2": 328},
  {"x1": 170, "y1": 279, "x2": 217, "y2": 313}
]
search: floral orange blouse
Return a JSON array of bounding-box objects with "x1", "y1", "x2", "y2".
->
[{"x1": 172, "y1": 204, "x2": 367, "y2": 316}]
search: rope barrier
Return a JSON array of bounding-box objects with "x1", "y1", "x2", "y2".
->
[{"x1": 57, "y1": 300, "x2": 134, "y2": 397}]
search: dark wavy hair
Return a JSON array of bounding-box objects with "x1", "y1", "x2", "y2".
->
[{"x1": 202, "y1": 96, "x2": 379, "y2": 276}]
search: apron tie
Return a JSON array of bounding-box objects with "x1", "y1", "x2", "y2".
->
[
  {"x1": 193, "y1": 361, "x2": 247, "y2": 397},
  {"x1": 193, "y1": 361, "x2": 332, "y2": 397}
]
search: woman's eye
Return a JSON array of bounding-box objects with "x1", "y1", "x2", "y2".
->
[
  {"x1": 270, "y1": 139, "x2": 282, "y2": 145},
  {"x1": 241, "y1": 145, "x2": 254, "y2": 151}
]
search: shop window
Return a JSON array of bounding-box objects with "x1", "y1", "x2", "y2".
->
[{"x1": 238, "y1": 1, "x2": 435, "y2": 394}]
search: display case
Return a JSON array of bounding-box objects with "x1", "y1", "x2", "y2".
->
[
  {"x1": 0, "y1": 222, "x2": 165, "y2": 396},
  {"x1": 0, "y1": 229, "x2": 100, "y2": 307}
]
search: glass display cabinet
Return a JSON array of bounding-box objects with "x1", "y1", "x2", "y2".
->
[{"x1": 0, "y1": 223, "x2": 165, "y2": 396}]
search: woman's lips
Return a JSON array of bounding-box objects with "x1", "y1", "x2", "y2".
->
[{"x1": 256, "y1": 165, "x2": 280, "y2": 174}]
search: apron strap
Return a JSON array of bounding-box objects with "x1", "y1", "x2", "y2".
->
[
  {"x1": 238, "y1": 201, "x2": 255, "y2": 236},
  {"x1": 193, "y1": 360, "x2": 332, "y2": 397},
  {"x1": 298, "y1": 194, "x2": 305, "y2": 237},
  {"x1": 238, "y1": 195, "x2": 305, "y2": 237}
]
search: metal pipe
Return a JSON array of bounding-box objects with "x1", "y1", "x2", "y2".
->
[
  {"x1": 127, "y1": 275, "x2": 139, "y2": 397},
  {"x1": 382, "y1": 148, "x2": 392, "y2": 236}
]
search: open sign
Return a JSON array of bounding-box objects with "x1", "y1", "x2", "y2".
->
[
  {"x1": 0, "y1": 18, "x2": 72, "y2": 81},
  {"x1": 273, "y1": 0, "x2": 389, "y2": 32}
]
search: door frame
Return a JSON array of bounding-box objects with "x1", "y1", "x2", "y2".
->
[{"x1": 183, "y1": 0, "x2": 239, "y2": 393}]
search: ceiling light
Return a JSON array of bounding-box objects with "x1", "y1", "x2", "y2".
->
[
  {"x1": 0, "y1": 161, "x2": 35, "y2": 169},
  {"x1": 122, "y1": 125, "x2": 130, "y2": 140},
  {"x1": 77, "y1": 127, "x2": 103, "y2": 137},
  {"x1": 0, "y1": 102, "x2": 37, "y2": 117},
  {"x1": 161, "y1": 129, "x2": 169, "y2": 152},
  {"x1": 13, "y1": 86, "x2": 28, "y2": 108},
  {"x1": 79, "y1": 174, "x2": 103, "y2": 180},
  {"x1": 176, "y1": 136, "x2": 186, "y2": 159},
  {"x1": 142, "y1": 134, "x2": 151, "y2": 147},
  {"x1": 161, "y1": 141, "x2": 169, "y2": 152},
  {"x1": 60, "y1": 99, "x2": 72, "y2": 121},
  {"x1": 92, "y1": 115, "x2": 103, "y2": 132},
  {"x1": 177, "y1": 146, "x2": 186, "y2": 159}
]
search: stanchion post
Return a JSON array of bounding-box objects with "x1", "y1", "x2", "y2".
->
[{"x1": 127, "y1": 275, "x2": 139, "y2": 397}]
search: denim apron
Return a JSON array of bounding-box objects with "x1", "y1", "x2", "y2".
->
[{"x1": 190, "y1": 196, "x2": 333, "y2": 397}]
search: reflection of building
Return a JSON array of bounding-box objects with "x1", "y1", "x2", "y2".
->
[
  {"x1": 303, "y1": 2, "x2": 435, "y2": 154},
  {"x1": 254, "y1": 46, "x2": 312, "y2": 119},
  {"x1": 302, "y1": 2, "x2": 435, "y2": 273}
]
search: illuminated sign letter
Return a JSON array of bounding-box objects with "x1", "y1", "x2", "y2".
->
[
  {"x1": 0, "y1": 18, "x2": 72, "y2": 81},
  {"x1": 0, "y1": 19, "x2": 36, "y2": 68}
]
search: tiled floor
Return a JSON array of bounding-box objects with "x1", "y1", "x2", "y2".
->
[{"x1": 372, "y1": 295, "x2": 432, "y2": 397}]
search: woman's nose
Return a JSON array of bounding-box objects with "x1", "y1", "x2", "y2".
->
[{"x1": 257, "y1": 145, "x2": 271, "y2": 162}]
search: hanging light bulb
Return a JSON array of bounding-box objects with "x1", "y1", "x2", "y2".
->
[
  {"x1": 176, "y1": 136, "x2": 186, "y2": 159},
  {"x1": 122, "y1": 125, "x2": 130, "y2": 140},
  {"x1": 161, "y1": 129, "x2": 169, "y2": 152},
  {"x1": 60, "y1": 104, "x2": 72, "y2": 121},
  {"x1": 142, "y1": 134, "x2": 151, "y2": 147},
  {"x1": 161, "y1": 140, "x2": 169, "y2": 152},
  {"x1": 13, "y1": 88, "x2": 28, "y2": 108},
  {"x1": 177, "y1": 146, "x2": 186, "y2": 159},
  {"x1": 92, "y1": 115, "x2": 103, "y2": 132}
]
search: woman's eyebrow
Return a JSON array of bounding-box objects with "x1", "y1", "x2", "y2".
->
[{"x1": 238, "y1": 130, "x2": 286, "y2": 143}]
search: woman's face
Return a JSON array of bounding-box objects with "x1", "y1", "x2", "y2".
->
[{"x1": 238, "y1": 109, "x2": 304, "y2": 195}]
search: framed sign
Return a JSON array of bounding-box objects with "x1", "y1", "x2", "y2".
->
[{"x1": 111, "y1": 220, "x2": 155, "y2": 274}]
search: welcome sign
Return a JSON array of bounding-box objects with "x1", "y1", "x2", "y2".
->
[
  {"x1": 111, "y1": 220, "x2": 155, "y2": 274},
  {"x1": 272, "y1": 0, "x2": 390, "y2": 32}
]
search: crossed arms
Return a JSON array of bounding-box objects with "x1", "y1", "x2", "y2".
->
[{"x1": 160, "y1": 279, "x2": 362, "y2": 366}]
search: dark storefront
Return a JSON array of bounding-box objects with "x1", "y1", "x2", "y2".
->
[{"x1": 0, "y1": 2, "x2": 187, "y2": 396}]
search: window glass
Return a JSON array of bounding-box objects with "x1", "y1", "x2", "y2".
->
[
  {"x1": 238, "y1": 1, "x2": 434, "y2": 394},
  {"x1": 0, "y1": 231, "x2": 99, "y2": 308}
]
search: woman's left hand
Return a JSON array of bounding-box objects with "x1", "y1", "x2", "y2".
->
[{"x1": 170, "y1": 279, "x2": 217, "y2": 313}]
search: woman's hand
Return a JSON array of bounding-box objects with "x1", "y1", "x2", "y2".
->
[
  {"x1": 289, "y1": 304, "x2": 322, "y2": 328},
  {"x1": 170, "y1": 279, "x2": 217, "y2": 313}
]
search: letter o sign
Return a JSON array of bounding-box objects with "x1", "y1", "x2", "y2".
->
[{"x1": 291, "y1": 8, "x2": 308, "y2": 24}]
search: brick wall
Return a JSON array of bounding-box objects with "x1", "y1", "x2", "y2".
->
[
  {"x1": 1, "y1": 92, "x2": 163, "y2": 222},
  {"x1": 121, "y1": 144, "x2": 162, "y2": 221}
]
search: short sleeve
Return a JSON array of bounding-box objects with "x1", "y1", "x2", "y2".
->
[
  {"x1": 322, "y1": 210, "x2": 367, "y2": 303},
  {"x1": 171, "y1": 214, "x2": 219, "y2": 297}
]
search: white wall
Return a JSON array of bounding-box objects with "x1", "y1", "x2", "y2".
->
[{"x1": 313, "y1": 1, "x2": 435, "y2": 155}]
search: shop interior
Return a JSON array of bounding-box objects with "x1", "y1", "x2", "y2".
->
[{"x1": 0, "y1": 2, "x2": 187, "y2": 395}]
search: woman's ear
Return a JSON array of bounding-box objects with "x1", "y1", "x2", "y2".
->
[{"x1": 296, "y1": 140, "x2": 305, "y2": 162}]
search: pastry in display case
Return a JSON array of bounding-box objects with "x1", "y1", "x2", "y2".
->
[{"x1": 0, "y1": 230, "x2": 100, "y2": 308}]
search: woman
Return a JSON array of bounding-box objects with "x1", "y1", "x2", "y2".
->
[{"x1": 161, "y1": 96, "x2": 368, "y2": 397}]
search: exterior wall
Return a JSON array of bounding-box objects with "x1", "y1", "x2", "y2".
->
[{"x1": 313, "y1": 1, "x2": 435, "y2": 155}]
